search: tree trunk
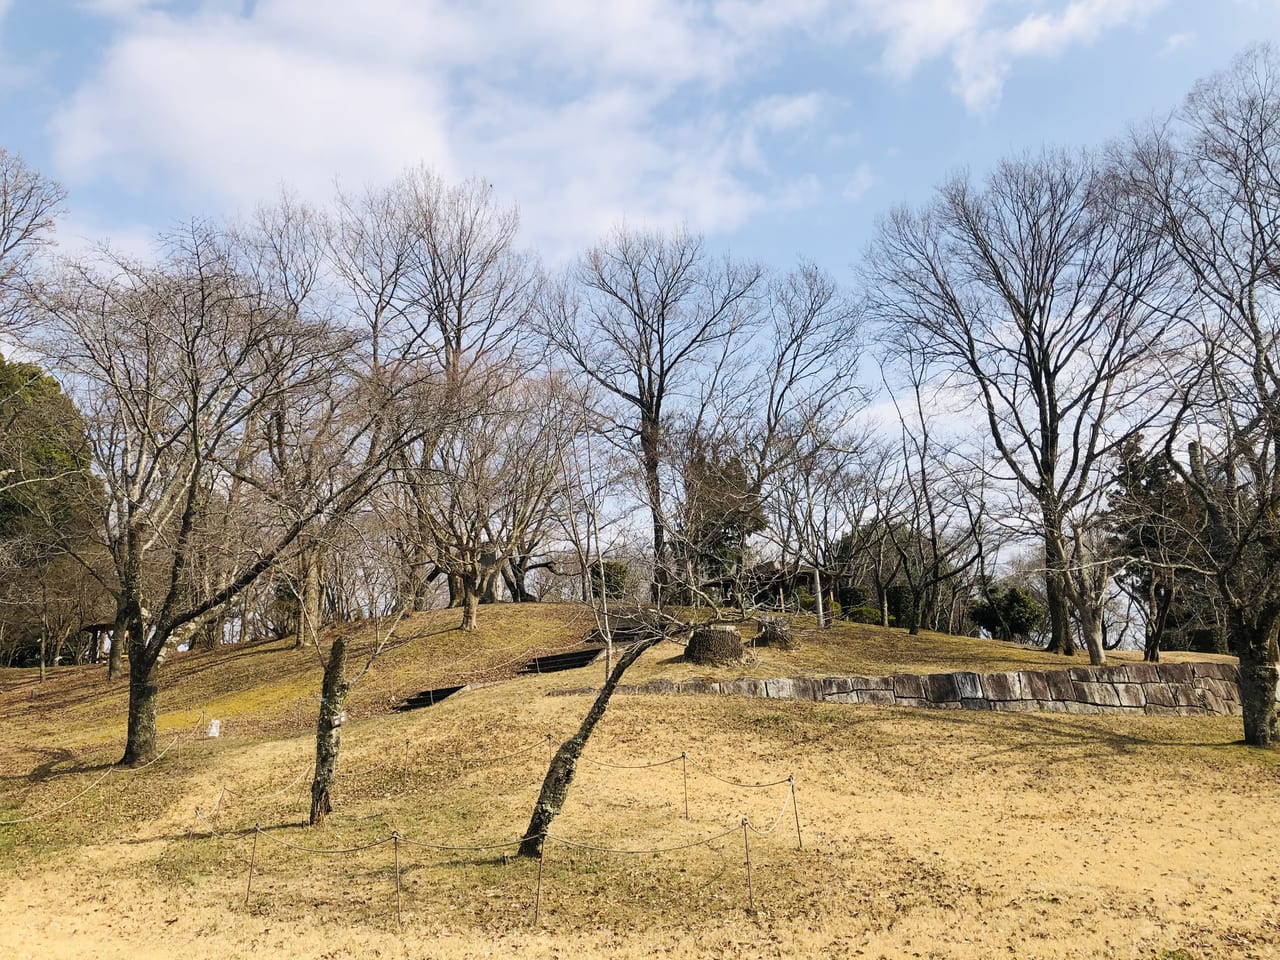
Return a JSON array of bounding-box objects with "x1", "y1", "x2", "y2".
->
[
  {"x1": 459, "y1": 579, "x2": 480, "y2": 631},
  {"x1": 1079, "y1": 605, "x2": 1106, "y2": 667},
  {"x1": 1236, "y1": 641, "x2": 1279, "y2": 747},
  {"x1": 1143, "y1": 583, "x2": 1173, "y2": 663},
  {"x1": 296, "y1": 545, "x2": 324, "y2": 650},
  {"x1": 640, "y1": 415, "x2": 667, "y2": 606},
  {"x1": 812, "y1": 567, "x2": 827, "y2": 629},
  {"x1": 107, "y1": 604, "x2": 128, "y2": 679},
  {"x1": 903, "y1": 583, "x2": 924, "y2": 637},
  {"x1": 310, "y1": 635, "x2": 350, "y2": 826},
  {"x1": 1043, "y1": 534, "x2": 1076, "y2": 656},
  {"x1": 122, "y1": 668, "x2": 158, "y2": 766},
  {"x1": 519, "y1": 633, "x2": 662, "y2": 858},
  {"x1": 1044, "y1": 573, "x2": 1075, "y2": 656}
]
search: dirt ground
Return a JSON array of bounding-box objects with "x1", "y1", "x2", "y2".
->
[{"x1": 2, "y1": 672, "x2": 1278, "y2": 960}]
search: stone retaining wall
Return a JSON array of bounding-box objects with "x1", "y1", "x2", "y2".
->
[{"x1": 617, "y1": 661, "x2": 1256, "y2": 716}]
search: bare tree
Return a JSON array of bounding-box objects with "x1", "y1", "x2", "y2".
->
[
  {"x1": 0, "y1": 148, "x2": 65, "y2": 336},
  {"x1": 543, "y1": 226, "x2": 763, "y2": 603},
  {"x1": 1125, "y1": 45, "x2": 1280, "y2": 744},
  {"x1": 867, "y1": 148, "x2": 1176, "y2": 664},
  {"x1": 881, "y1": 356, "x2": 985, "y2": 637},
  {"x1": 41, "y1": 222, "x2": 430, "y2": 765}
]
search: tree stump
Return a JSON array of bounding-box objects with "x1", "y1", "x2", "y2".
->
[
  {"x1": 684, "y1": 623, "x2": 744, "y2": 665},
  {"x1": 752, "y1": 616, "x2": 796, "y2": 650}
]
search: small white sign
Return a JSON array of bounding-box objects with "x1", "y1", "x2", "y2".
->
[{"x1": 206, "y1": 719, "x2": 221, "y2": 738}]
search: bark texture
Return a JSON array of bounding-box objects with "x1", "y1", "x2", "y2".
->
[
  {"x1": 310, "y1": 635, "x2": 350, "y2": 826},
  {"x1": 122, "y1": 673, "x2": 158, "y2": 766},
  {"x1": 1238, "y1": 650, "x2": 1279, "y2": 747}
]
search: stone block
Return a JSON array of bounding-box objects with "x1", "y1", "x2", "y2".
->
[
  {"x1": 954, "y1": 672, "x2": 984, "y2": 699},
  {"x1": 959, "y1": 697, "x2": 993, "y2": 710},
  {"x1": 821, "y1": 677, "x2": 853, "y2": 698},
  {"x1": 1171, "y1": 684, "x2": 1199, "y2": 708},
  {"x1": 1156, "y1": 662, "x2": 1194, "y2": 683},
  {"x1": 1142, "y1": 683, "x2": 1177, "y2": 707},
  {"x1": 1193, "y1": 662, "x2": 1237, "y2": 682},
  {"x1": 1143, "y1": 703, "x2": 1185, "y2": 716},
  {"x1": 1068, "y1": 667, "x2": 1099, "y2": 682},
  {"x1": 1120, "y1": 662, "x2": 1162, "y2": 683},
  {"x1": 787, "y1": 678, "x2": 822, "y2": 701},
  {"x1": 892, "y1": 673, "x2": 927, "y2": 700},
  {"x1": 1205, "y1": 678, "x2": 1240, "y2": 702},
  {"x1": 1114, "y1": 682, "x2": 1147, "y2": 708},
  {"x1": 764, "y1": 678, "x2": 796, "y2": 700},
  {"x1": 925, "y1": 673, "x2": 961, "y2": 703},
  {"x1": 981, "y1": 672, "x2": 1022, "y2": 701},
  {"x1": 851, "y1": 675, "x2": 894, "y2": 691},
  {"x1": 1044, "y1": 670, "x2": 1075, "y2": 701},
  {"x1": 1021, "y1": 671, "x2": 1052, "y2": 701},
  {"x1": 681, "y1": 679, "x2": 713, "y2": 696},
  {"x1": 1198, "y1": 689, "x2": 1225, "y2": 714},
  {"x1": 1074, "y1": 681, "x2": 1123, "y2": 707},
  {"x1": 850, "y1": 688, "x2": 896, "y2": 706},
  {"x1": 896, "y1": 697, "x2": 932, "y2": 709}
]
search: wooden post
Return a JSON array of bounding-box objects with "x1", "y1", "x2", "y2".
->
[
  {"x1": 681, "y1": 752, "x2": 689, "y2": 820},
  {"x1": 533, "y1": 838, "x2": 546, "y2": 926},
  {"x1": 245, "y1": 826, "x2": 259, "y2": 906},
  {"x1": 741, "y1": 818, "x2": 754, "y2": 913},
  {"x1": 393, "y1": 833, "x2": 402, "y2": 927},
  {"x1": 789, "y1": 776, "x2": 803, "y2": 850}
]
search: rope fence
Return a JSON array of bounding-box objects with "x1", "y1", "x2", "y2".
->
[{"x1": 4, "y1": 720, "x2": 807, "y2": 929}]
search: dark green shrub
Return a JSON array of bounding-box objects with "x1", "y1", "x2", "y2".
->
[
  {"x1": 844, "y1": 605, "x2": 882, "y2": 625},
  {"x1": 971, "y1": 586, "x2": 1045, "y2": 642}
]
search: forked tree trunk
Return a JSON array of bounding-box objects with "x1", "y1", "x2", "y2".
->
[
  {"x1": 460, "y1": 580, "x2": 480, "y2": 631},
  {"x1": 310, "y1": 635, "x2": 350, "y2": 826},
  {"x1": 518, "y1": 633, "x2": 663, "y2": 858},
  {"x1": 1080, "y1": 607, "x2": 1106, "y2": 667}
]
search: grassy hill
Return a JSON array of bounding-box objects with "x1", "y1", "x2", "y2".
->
[{"x1": 0, "y1": 604, "x2": 1273, "y2": 960}]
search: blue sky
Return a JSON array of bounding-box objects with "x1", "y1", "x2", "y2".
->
[{"x1": 1, "y1": 0, "x2": 1277, "y2": 272}]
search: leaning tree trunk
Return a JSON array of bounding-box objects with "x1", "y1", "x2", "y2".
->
[
  {"x1": 519, "y1": 632, "x2": 663, "y2": 858},
  {"x1": 310, "y1": 635, "x2": 350, "y2": 826}
]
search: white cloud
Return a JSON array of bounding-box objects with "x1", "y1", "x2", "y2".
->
[
  {"x1": 848, "y1": 0, "x2": 1165, "y2": 112},
  {"x1": 45, "y1": 0, "x2": 1169, "y2": 259},
  {"x1": 751, "y1": 93, "x2": 829, "y2": 132},
  {"x1": 843, "y1": 163, "x2": 877, "y2": 202},
  {"x1": 52, "y1": 9, "x2": 453, "y2": 206},
  {"x1": 1162, "y1": 31, "x2": 1195, "y2": 55}
]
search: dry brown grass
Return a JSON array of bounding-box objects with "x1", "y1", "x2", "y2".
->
[{"x1": 0, "y1": 604, "x2": 1271, "y2": 959}]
